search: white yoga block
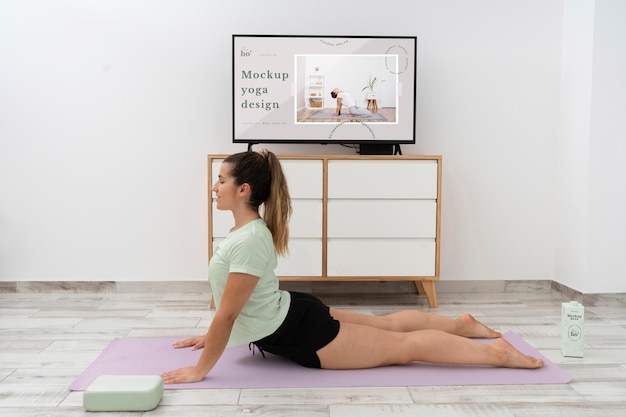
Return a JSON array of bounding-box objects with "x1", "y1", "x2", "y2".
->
[{"x1": 83, "y1": 375, "x2": 164, "y2": 412}]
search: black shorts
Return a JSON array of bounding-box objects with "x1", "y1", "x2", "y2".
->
[{"x1": 253, "y1": 292, "x2": 340, "y2": 368}]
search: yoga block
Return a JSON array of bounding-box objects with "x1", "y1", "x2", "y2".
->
[{"x1": 83, "y1": 375, "x2": 164, "y2": 412}]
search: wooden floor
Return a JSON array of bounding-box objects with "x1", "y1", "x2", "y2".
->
[{"x1": 1, "y1": 280, "x2": 625, "y2": 416}]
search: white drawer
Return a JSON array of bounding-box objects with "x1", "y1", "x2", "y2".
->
[
  {"x1": 328, "y1": 159, "x2": 438, "y2": 199},
  {"x1": 327, "y1": 239, "x2": 436, "y2": 276},
  {"x1": 289, "y1": 199, "x2": 323, "y2": 238},
  {"x1": 210, "y1": 158, "x2": 323, "y2": 199},
  {"x1": 276, "y1": 239, "x2": 322, "y2": 276},
  {"x1": 212, "y1": 200, "x2": 322, "y2": 238},
  {"x1": 281, "y1": 159, "x2": 323, "y2": 199},
  {"x1": 327, "y1": 200, "x2": 436, "y2": 238},
  {"x1": 211, "y1": 237, "x2": 322, "y2": 277}
]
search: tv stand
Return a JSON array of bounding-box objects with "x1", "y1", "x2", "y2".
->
[
  {"x1": 208, "y1": 154, "x2": 442, "y2": 307},
  {"x1": 359, "y1": 143, "x2": 402, "y2": 155}
]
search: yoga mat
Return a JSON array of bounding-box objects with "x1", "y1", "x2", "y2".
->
[
  {"x1": 69, "y1": 331, "x2": 571, "y2": 390},
  {"x1": 307, "y1": 112, "x2": 387, "y2": 121}
]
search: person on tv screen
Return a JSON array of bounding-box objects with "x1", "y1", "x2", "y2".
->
[
  {"x1": 160, "y1": 150, "x2": 544, "y2": 384},
  {"x1": 330, "y1": 88, "x2": 372, "y2": 118}
]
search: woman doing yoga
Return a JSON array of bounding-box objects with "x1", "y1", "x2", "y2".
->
[{"x1": 161, "y1": 150, "x2": 543, "y2": 384}]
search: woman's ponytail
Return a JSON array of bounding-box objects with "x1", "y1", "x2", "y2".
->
[
  {"x1": 224, "y1": 150, "x2": 292, "y2": 256},
  {"x1": 260, "y1": 150, "x2": 292, "y2": 256}
]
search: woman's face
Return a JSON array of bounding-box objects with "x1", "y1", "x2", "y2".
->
[{"x1": 212, "y1": 162, "x2": 240, "y2": 211}]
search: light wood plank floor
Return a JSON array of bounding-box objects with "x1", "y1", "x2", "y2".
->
[{"x1": 0, "y1": 280, "x2": 625, "y2": 416}]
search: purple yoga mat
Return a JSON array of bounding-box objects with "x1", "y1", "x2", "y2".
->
[{"x1": 69, "y1": 331, "x2": 571, "y2": 390}]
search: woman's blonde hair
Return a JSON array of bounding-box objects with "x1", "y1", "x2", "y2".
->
[{"x1": 223, "y1": 150, "x2": 292, "y2": 256}]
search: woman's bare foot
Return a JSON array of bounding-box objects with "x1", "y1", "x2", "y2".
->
[
  {"x1": 456, "y1": 314, "x2": 502, "y2": 339},
  {"x1": 491, "y1": 338, "x2": 544, "y2": 368}
]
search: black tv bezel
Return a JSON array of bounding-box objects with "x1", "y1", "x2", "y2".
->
[{"x1": 232, "y1": 34, "x2": 417, "y2": 148}]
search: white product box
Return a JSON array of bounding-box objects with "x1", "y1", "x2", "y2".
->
[{"x1": 561, "y1": 301, "x2": 584, "y2": 357}]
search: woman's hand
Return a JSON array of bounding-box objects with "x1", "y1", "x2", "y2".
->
[
  {"x1": 160, "y1": 366, "x2": 206, "y2": 384},
  {"x1": 162, "y1": 274, "x2": 258, "y2": 385},
  {"x1": 172, "y1": 335, "x2": 206, "y2": 351}
]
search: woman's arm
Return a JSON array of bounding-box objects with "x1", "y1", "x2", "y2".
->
[
  {"x1": 335, "y1": 97, "x2": 342, "y2": 116},
  {"x1": 160, "y1": 272, "x2": 258, "y2": 384}
]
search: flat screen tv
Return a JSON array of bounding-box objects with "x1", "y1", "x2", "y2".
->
[{"x1": 232, "y1": 35, "x2": 417, "y2": 153}]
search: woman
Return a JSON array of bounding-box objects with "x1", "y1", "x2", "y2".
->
[
  {"x1": 331, "y1": 88, "x2": 372, "y2": 118},
  {"x1": 161, "y1": 150, "x2": 543, "y2": 384}
]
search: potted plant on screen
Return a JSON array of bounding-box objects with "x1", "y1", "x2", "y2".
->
[{"x1": 362, "y1": 73, "x2": 377, "y2": 99}]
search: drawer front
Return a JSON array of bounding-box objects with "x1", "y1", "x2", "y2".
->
[
  {"x1": 212, "y1": 200, "x2": 322, "y2": 238},
  {"x1": 327, "y1": 239, "x2": 436, "y2": 276},
  {"x1": 210, "y1": 158, "x2": 323, "y2": 199},
  {"x1": 327, "y1": 200, "x2": 436, "y2": 238},
  {"x1": 276, "y1": 239, "x2": 322, "y2": 276},
  {"x1": 211, "y1": 237, "x2": 322, "y2": 277},
  {"x1": 281, "y1": 159, "x2": 323, "y2": 199},
  {"x1": 328, "y1": 159, "x2": 438, "y2": 199},
  {"x1": 288, "y1": 199, "x2": 323, "y2": 238}
]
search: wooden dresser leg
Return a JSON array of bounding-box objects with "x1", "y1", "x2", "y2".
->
[{"x1": 415, "y1": 281, "x2": 438, "y2": 308}]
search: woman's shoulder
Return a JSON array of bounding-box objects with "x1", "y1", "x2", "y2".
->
[
  {"x1": 231, "y1": 219, "x2": 271, "y2": 243},
  {"x1": 248, "y1": 218, "x2": 270, "y2": 233}
]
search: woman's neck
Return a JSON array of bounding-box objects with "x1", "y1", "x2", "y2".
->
[{"x1": 232, "y1": 209, "x2": 261, "y2": 231}]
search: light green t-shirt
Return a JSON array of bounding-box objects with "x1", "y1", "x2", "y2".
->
[{"x1": 209, "y1": 218, "x2": 291, "y2": 347}]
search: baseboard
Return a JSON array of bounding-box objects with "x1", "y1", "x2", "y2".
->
[
  {"x1": 1, "y1": 280, "x2": 623, "y2": 307},
  {"x1": 550, "y1": 281, "x2": 626, "y2": 306},
  {"x1": 0, "y1": 280, "x2": 210, "y2": 294},
  {"x1": 1, "y1": 280, "x2": 539, "y2": 294}
]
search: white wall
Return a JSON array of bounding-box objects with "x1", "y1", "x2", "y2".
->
[
  {"x1": 556, "y1": 0, "x2": 626, "y2": 293},
  {"x1": 0, "y1": 0, "x2": 623, "y2": 292},
  {"x1": 586, "y1": 0, "x2": 626, "y2": 293}
]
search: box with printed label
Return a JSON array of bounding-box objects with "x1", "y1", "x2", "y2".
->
[{"x1": 561, "y1": 301, "x2": 584, "y2": 357}]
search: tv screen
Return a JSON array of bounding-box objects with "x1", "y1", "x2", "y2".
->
[{"x1": 232, "y1": 35, "x2": 417, "y2": 149}]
